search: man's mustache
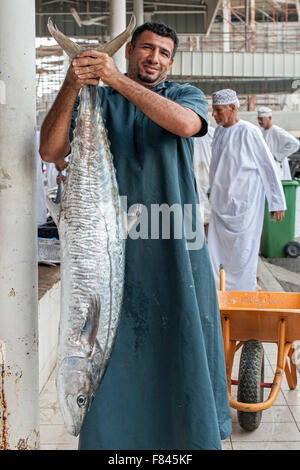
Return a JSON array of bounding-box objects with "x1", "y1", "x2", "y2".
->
[{"x1": 142, "y1": 61, "x2": 160, "y2": 71}]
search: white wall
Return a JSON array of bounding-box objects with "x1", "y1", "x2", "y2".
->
[
  {"x1": 39, "y1": 281, "x2": 61, "y2": 393},
  {"x1": 239, "y1": 111, "x2": 300, "y2": 134},
  {"x1": 208, "y1": 111, "x2": 300, "y2": 135}
]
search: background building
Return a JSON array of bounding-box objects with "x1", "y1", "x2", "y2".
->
[{"x1": 36, "y1": 0, "x2": 300, "y2": 134}]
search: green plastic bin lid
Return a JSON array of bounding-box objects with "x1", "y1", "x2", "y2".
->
[{"x1": 282, "y1": 179, "x2": 300, "y2": 186}]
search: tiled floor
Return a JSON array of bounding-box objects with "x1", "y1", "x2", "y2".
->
[
  {"x1": 40, "y1": 369, "x2": 79, "y2": 450},
  {"x1": 39, "y1": 342, "x2": 300, "y2": 450},
  {"x1": 222, "y1": 342, "x2": 300, "y2": 450}
]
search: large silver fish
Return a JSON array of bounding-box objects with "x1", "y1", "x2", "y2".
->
[{"x1": 46, "y1": 16, "x2": 136, "y2": 436}]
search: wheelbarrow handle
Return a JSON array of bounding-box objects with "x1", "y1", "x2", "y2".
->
[{"x1": 219, "y1": 264, "x2": 226, "y2": 291}]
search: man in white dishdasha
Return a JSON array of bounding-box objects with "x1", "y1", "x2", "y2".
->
[
  {"x1": 257, "y1": 106, "x2": 300, "y2": 181},
  {"x1": 208, "y1": 89, "x2": 286, "y2": 291}
]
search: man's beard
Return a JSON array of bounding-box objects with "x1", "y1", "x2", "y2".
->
[{"x1": 137, "y1": 72, "x2": 159, "y2": 84}]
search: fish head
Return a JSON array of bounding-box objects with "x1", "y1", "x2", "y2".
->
[{"x1": 56, "y1": 356, "x2": 94, "y2": 436}]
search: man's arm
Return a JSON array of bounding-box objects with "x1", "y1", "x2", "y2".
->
[
  {"x1": 72, "y1": 50, "x2": 203, "y2": 138},
  {"x1": 273, "y1": 128, "x2": 300, "y2": 162},
  {"x1": 108, "y1": 74, "x2": 201, "y2": 138},
  {"x1": 39, "y1": 66, "x2": 98, "y2": 166},
  {"x1": 249, "y1": 126, "x2": 287, "y2": 213}
]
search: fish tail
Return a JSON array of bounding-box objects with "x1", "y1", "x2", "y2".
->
[
  {"x1": 98, "y1": 15, "x2": 136, "y2": 57},
  {"x1": 47, "y1": 18, "x2": 85, "y2": 59},
  {"x1": 47, "y1": 15, "x2": 136, "y2": 59}
]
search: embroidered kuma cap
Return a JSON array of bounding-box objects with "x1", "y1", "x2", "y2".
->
[
  {"x1": 257, "y1": 106, "x2": 272, "y2": 117},
  {"x1": 212, "y1": 89, "x2": 239, "y2": 108}
]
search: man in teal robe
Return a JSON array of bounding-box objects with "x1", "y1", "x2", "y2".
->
[{"x1": 40, "y1": 21, "x2": 231, "y2": 450}]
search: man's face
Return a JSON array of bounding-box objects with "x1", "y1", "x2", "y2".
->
[
  {"x1": 126, "y1": 30, "x2": 175, "y2": 87},
  {"x1": 212, "y1": 105, "x2": 233, "y2": 127},
  {"x1": 258, "y1": 116, "x2": 272, "y2": 130}
]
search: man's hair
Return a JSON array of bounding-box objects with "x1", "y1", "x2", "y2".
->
[{"x1": 131, "y1": 22, "x2": 179, "y2": 59}]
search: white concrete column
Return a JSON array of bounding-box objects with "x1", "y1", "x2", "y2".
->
[
  {"x1": 110, "y1": 0, "x2": 127, "y2": 73},
  {"x1": 250, "y1": 0, "x2": 256, "y2": 52},
  {"x1": 296, "y1": 0, "x2": 300, "y2": 21},
  {"x1": 222, "y1": 0, "x2": 231, "y2": 52},
  {"x1": 133, "y1": 0, "x2": 144, "y2": 27},
  {"x1": 0, "y1": 0, "x2": 39, "y2": 450}
]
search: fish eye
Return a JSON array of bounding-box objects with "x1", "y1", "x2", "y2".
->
[{"x1": 77, "y1": 394, "x2": 88, "y2": 408}]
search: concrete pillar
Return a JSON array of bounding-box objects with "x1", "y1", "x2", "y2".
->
[
  {"x1": 249, "y1": 0, "x2": 255, "y2": 109},
  {"x1": 296, "y1": 0, "x2": 300, "y2": 22},
  {"x1": 245, "y1": 0, "x2": 249, "y2": 52},
  {"x1": 134, "y1": 0, "x2": 144, "y2": 27},
  {"x1": 0, "y1": 0, "x2": 39, "y2": 450},
  {"x1": 250, "y1": 0, "x2": 256, "y2": 52},
  {"x1": 110, "y1": 0, "x2": 127, "y2": 73},
  {"x1": 222, "y1": 0, "x2": 231, "y2": 52}
]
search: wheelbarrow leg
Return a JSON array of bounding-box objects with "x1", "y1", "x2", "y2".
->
[
  {"x1": 285, "y1": 348, "x2": 297, "y2": 390},
  {"x1": 226, "y1": 341, "x2": 236, "y2": 389},
  {"x1": 222, "y1": 315, "x2": 236, "y2": 392}
]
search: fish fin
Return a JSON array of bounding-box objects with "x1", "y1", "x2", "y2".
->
[
  {"x1": 126, "y1": 203, "x2": 143, "y2": 235},
  {"x1": 45, "y1": 188, "x2": 61, "y2": 227},
  {"x1": 97, "y1": 15, "x2": 136, "y2": 57},
  {"x1": 47, "y1": 18, "x2": 85, "y2": 59},
  {"x1": 80, "y1": 294, "x2": 101, "y2": 357}
]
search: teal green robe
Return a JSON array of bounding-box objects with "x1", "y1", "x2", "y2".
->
[{"x1": 70, "y1": 80, "x2": 231, "y2": 450}]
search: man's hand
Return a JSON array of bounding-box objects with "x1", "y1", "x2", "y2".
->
[
  {"x1": 270, "y1": 210, "x2": 285, "y2": 222},
  {"x1": 55, "y1": 158, "x2": 69, "y2": 172},
  {"x1": 64, "y1": 58, "x2": 99, "y2": 91},
  {"x1": 55, "y1": 159, "x2": 68, "y2": 185},
  {"x1": 71, "y1": 50, "x2": 122, "y2": 87},
  {"x1": 64, "y1": 50, "x2": 116, "y2": 91}
]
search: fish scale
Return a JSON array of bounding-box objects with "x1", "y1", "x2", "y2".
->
[{"x1": 60, "y1": 86, "x2": 125, "y2": 361}]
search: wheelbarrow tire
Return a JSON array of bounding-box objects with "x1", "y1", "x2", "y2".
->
[
  {"x1": 285, "y1": 241, "x2": 300, "y2": 258},
  {"x1": 237, "y1": 339, "x2": 264, "y2": 432}
]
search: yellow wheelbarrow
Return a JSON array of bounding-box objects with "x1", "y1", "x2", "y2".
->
[{"x1": 217, "y1": 266, "x2": 300, "y2": 431}]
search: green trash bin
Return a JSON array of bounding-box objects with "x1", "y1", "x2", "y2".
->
[{"x1": 260, "y1": 179, "x2": 300, "y2": 258}]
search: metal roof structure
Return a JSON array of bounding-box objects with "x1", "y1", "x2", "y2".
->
[
  {"x1": 171, "y1": 76, "x2": 298, "y2": 94},
  {"x1": 35, "y1": 0, "x2": 300, "y2": 37},
  {"x1": 35, "y1": 0, "x2": 300, "y2": 114},
  {"x1": 35, "y1": 0, "x2": 221, "y2": 36}
]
